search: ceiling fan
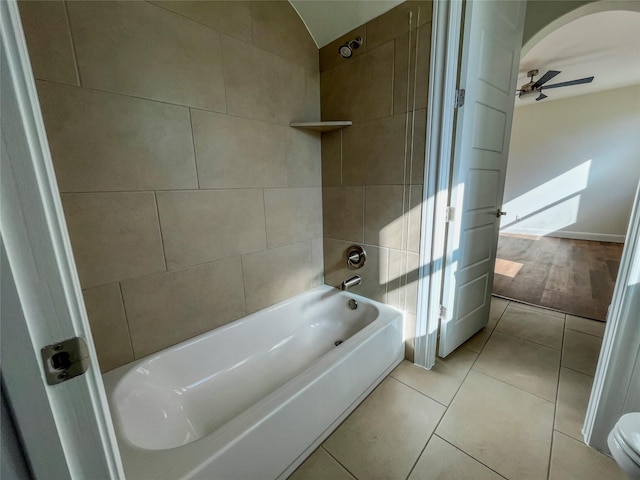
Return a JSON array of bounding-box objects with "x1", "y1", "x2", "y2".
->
[{"x1": 518, "y1": 69, "x2": 594, "y2": 101}]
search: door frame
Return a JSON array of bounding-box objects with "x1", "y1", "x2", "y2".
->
[
  {"x1": 1, "y1": 1, "x2": 124, "y2": 477},
  {"x1": 414, "y1": 0, "x2": 463, "y2": 370}
]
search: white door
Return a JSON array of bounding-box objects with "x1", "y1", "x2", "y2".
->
[
  {"x1": 439, "y1": 0, "x2": 526, "y2": 356},
  {"x1": 1, "y1": 2, "x2": 123, "y2": 478}
]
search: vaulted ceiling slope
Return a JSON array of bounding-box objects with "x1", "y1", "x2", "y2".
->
[{"x1": 289, "y1": 0, "x2": 402, "y2": 47}]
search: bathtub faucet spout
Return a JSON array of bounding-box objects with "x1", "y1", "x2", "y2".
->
[{"x1": 341, "y1": 275, "x2": 361, "y2": 290}]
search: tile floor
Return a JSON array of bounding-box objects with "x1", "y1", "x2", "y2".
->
[{"x1": 289, "y1": 297, "x2": 626, "y2": 480}]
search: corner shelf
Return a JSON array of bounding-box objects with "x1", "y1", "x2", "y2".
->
[{"x1": 289, "y1": 121, "x2": 352, "y2": 132}]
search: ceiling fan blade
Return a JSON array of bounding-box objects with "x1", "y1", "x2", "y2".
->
[
  {"x1": 531, "y1": 70, "x2": 561, "y2": 89},
  {"x1": 544, "y1": 76, "x2": 594, "y2": 89},
  {"x1": 536, "y1": 92, "x2": 548, "y2": 101}
]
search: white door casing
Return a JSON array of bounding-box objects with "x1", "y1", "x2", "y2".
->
[
  {"x1": 0, "y1": 1, "x2": 124, "y2": 478},
  {"x1": 439, "y1": 0, "x2": 526, "y2": 357}
]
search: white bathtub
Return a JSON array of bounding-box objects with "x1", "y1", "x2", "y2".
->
[{"x1": 103, "y1": 285, "x2": 404, "y2": 479}]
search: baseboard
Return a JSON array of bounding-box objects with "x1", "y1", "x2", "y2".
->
[{"x1": 500, "y1": 227, "x2": 626, "y2": 244}]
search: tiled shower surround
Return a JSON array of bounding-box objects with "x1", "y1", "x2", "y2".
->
[
  {"x1": 20, "y1": 0, "x2": 432, "y2": 371},
  {"x1": 320, "y1": 1, "x2": 432, "y2": 359},
  {"x1": 20, "y1": 0, "x2": 323, "y2": 371}
]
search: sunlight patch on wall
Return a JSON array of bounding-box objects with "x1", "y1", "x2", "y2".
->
[{"x1": 501, "y1": 159, "x2": 592, "y2": 235}]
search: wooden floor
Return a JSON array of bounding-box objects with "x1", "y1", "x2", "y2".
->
[{"x1": 493, "y1": 234, "x2": 624, "y2": 321}]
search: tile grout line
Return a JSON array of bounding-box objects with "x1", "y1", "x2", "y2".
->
[
  {"x1": 492, "y1": 328, "x2": 562, "y2": 351},
  {"x1": 188, "y1": 108, "x2": 201, "y2": 189},
  {"x1": 404, "y1": 303, "x2": 509, "y2": 480},
  {"x1": 435, "y1": 435, "x2": 510, "y2": 480},
  {"x1": 62, "y1": 0, "x2": 82, "y2": 87},
  {"x1": 117, "y1": 281, "x2": 137, "y2": 361},
  {"x1": 547, "y1": 314, "x2": 567, "y2": 479},
  {"x1": 320, "y1": 445, "x2": 359, "y2": 479},
  {"x1": 153, "y1": 191, "x2": 169, "y2": 272}
]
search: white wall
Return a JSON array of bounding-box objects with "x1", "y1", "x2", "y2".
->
[{"x1": 501, "y1": 84, "x2": 640, "y2": 242}]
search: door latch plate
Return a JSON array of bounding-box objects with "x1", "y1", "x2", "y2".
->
[{"x1": 41, "y1": 337, "x2": 90, "y2": 385}]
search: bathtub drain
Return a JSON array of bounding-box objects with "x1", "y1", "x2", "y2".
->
[{"x1": 334, "y1": 340, "x2": 343, "y2": 346}]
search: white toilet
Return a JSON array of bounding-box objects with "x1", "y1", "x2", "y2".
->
[{"x1": 608, "y1": 412, "x2": 640, "y2": 479}]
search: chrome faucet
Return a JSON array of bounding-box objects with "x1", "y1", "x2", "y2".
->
[{"x1": 341, "y1": 275, "x2": 361, "y2": 290}]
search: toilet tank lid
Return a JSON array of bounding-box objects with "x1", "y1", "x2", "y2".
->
[{"x1": 617, "y1": 412, "x2": 640, "y2": 456}]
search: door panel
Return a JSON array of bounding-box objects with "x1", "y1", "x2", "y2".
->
[{"x1": 439, "y1": 0, "x2": 526, "y2": 357}]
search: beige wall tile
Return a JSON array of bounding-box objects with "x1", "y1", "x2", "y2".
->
[
  {"x1": 121, "y1": 258, "x2": 246, "y2": 358},
  {"x1": 311, "y1": 237, "x2": 324, "y2": 287},
  {"x1": 305, "y1": 68, "x2": 321, "y2": 121},
  {"x1": 191, "y1": 110, "x2": 287, "y2": 189},
  {"x1": 67, "y1": 1, "x2": 226, "y2": 111},
  {"x1": 242, "y1": 242, "x2": 315, "y2": 313},
  {"x1": 62, "y1": 193, "x2": 166, "y2": 289},
  {"x1": 156, "y1": 190, "x2": 267, "y2": 270},
  {"x1": 149, "y1": 1, "x2": 252, "y2": 43},
  {"x1": 323, "y1": 187, "x2": 364, "y2": 242},
  {"x1": 323, "y1": 238, "x2": 389, "y2": 303},
  {"x1": 82, "y1": 284, "x2": 133, "y2": 372},
  {"x1": 387, "y1": 250, "x2": 420, "y2": 314},
  {"x1": 404, "y1": 313, "x2": 417, "y2": 361},
  {"x1": 319, "y1": 25, "x2": 367, "y2": 72},
  {"x1": 265, "y1": 188, "x2": 322, "y2": 248},
  {"x1": 342, "y1": 114, "x2": 406, "y2": 185},
  {"x1": 321, "y1": 41, "x2": 394, "y2": 124},
  {"x1": 411, "y1": 110, "x2": 428, "y2": 185},
  {"x1": 251, "y1": 1, "x2": 318, "y2": 71},
  {"x1": 394, "y1": 25, "x2": 431, "y2": 115},
  {"x1": 223, "y1": 35, "x2": 305, "y2": 125},
  {"x1": 287, "y1": 129, "x2": 322, "y2": 187},
  {"x1": 321, "y1": 131, "x2": 342, "y2": 187},
  {"x1": 367, "y1": 1, "x2": 433, "y2": 50},
  {"x1": 18, "y1": 1, "x2": 78, "y2": 85},
  {"x1": 37, "y1": 81, "x2": 197, "y2": 192},
  {"x1": 365, "y1": 185, "x2": 404, "y2": 249},
  {"x1": 407, "y1": 185, "x2": 423, "y2": 253}
]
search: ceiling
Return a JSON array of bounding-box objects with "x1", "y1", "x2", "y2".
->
[
  {"x1": 516, "y1": 10, "x2": 640, "y2": 106},
  {"x1": 289, "y1": 0, "x2": 402, "y2": 47}
]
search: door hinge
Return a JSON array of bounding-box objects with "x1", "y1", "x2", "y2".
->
[
  {"x1": 455, "y1": 89, "x2": 465, "y2": 108},
  {"x1": 445, "y1": 206, "x2": 455, "y2": 222},
  {"x1": 439, "y1": 305, "x2": 447, "y2": 319},
  {"x1": 41, "y1": 337, "x2": 90, "y2": 385}
]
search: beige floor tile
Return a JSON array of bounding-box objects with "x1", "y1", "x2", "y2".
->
[
  {"x1": 496, "y1": 304, "x2": 565, "y2": 349},
  {"x1": 436, "y1": 370, "x2": 554, "y2": 480},
  {"x1": 562, "y1": 330, "x2": 603, "y2": 376},
  {"x1": 391, "y1": 349, "x2": 477, "y2": 406},
  {"x1": 473, "y1": 331, "x2": 560, "y2": 401},
  {"x1": 549, "y1": 431, "x2": 626, "y2": 480},
  {"x1": 323, "y1": 377, "x2": 445, "y2": 480},
  {"x1": 463, "y1": 297, "x2": 508, "y2": 353},
  {"x1": 408, "y1": 435, "x2": 504, "y2": 480},
  {"x1": 288, "y1": 448, "x2": 355, "y2": 480},
  {"x1": 555, "y1": 368, "x2": 594, "y2": 441},
  {"x1": 566, "y1": 315, "x2": 606, "y2": 338}
]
